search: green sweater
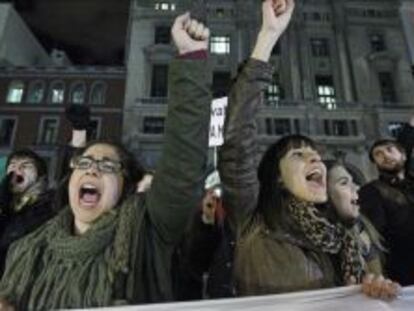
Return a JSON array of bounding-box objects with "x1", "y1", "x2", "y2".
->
[{"x1": 0, "y1": 57, "x2": 212, "y2": 310}]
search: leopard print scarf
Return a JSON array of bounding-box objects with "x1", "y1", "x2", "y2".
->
[{"x1": 287, "y1": 198, "x2": 365, "y2": 284}]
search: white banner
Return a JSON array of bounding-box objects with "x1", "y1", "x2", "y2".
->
[
  {"x1": 400, "y1": 2, "x2": 414, "y2": 66},
  {"x1": 75, "y1": 285, "x2": 414, "y2": 311},
  {"x1": 209, "y1": 97, "x2": 228, "y2": 147}
]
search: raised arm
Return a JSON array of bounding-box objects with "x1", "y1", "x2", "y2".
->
[
  {"x1": 218, "y1": 0, "x2": 295, "y2": 233},
  {"x1": 146, "y1": 13, "x2": 212, "y2": 243}
]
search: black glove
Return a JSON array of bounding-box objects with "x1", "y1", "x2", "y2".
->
[
  {"x1": 0, "y1": 173, "x2": 13, "y2": 209},
  {"x1": 65, "y1": 104, "x2": 91, "y2": 130}
]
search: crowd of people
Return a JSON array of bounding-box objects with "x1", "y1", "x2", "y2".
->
[{"x1": 0, "y1": 0, "x2": 413, "y2": 309}]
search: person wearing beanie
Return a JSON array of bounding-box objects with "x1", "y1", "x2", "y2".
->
[
  {"x1": 359, "y1": 114, "x2": 414, "y2": 286},
  {"x1": 0, "y1": 148, "x2": 54, "y2": 277}
]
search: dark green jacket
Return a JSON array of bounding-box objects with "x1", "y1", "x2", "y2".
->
[
  {"x1": 0, "y1": 57, "x2": 212, "y2": 309},
  {"x1": 218, "y1": 59, "x2": 338, "y2": 296}
]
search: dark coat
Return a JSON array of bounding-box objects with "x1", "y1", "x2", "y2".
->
[
  {"x1": 360, "y1": 125, "x2": 414, "y2": 285},
  {"x1": 0, "y1": 190, "x2": 55, "y2": 276},
  {"x1": 217, "y1": 59, "x2": 339, "y2": 296},
  {"x1": 173, "y1": 212, "x2": 236, "y2": 300}
]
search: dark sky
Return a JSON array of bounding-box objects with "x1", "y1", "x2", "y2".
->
[{"x1": 12, "y1": 0, "x2": 131, "y2": 65}]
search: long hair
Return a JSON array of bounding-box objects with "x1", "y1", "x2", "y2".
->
[
  {"x1": 256, "y1": 135, "x2": 317, "y2": 230},
  {"x1": 323, "y1": 160, "x2": 385, "y2": 252},
  {"x1": 56, "y1": 140, "x2": 145, "y2": 208}
]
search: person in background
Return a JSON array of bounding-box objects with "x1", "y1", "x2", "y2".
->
[
  {"x1": 324, "y1": 160, "x2": 400, "y2": 299},
  {"x1": 0, "y1": 148, "x2": 54, "y2": 277},
  {"x1": 359, "y1": 113, "x2": 414, "y2": 286},
  {"x1": 174, "y1": 170, "x2": 236, "y2": 300},
  {"x1": 0, "y1": 12, "x2": 212, "y2": 310}
]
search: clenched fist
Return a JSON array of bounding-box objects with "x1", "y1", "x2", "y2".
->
[{"x1": 171, "y1": 12, "x2": 210, "y2": 55}]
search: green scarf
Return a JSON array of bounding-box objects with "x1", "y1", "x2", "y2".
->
[
  {"x1": 0, "y1": 194, "x2": 144, "y2": 310},
  {"x1": 287, "y1": 198, "x2": 365, "y2": 284}
]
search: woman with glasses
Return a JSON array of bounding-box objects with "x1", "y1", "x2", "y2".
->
[{"x1": 0, "y1": 12, "x2": 212, "y2": 310}]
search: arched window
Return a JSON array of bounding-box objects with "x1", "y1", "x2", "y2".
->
[
  {"x1": 49, "y1": 81, "x2": 65, "y2": 104},
  {"x1": 90, "y1": 82, "x2": 106, "y2": 105},
  {"x1": 27, "y1": 81, "x2": 45, "y2": 104},
  {"x1": 70, "y1": 82, "x2": 86, "y2": 104},
  {"x1": 6, "y1": 80, "x2": 24, "y2": 103}
]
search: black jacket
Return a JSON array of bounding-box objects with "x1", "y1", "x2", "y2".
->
[
  {"x1": 360, "y1": 124, "x2": 414, "y2": 285},
  {"x1": 173, "y1": 211, "x2": 236, "y2": 300},
  {"x1": 0, "y1": 190, "x2": 55, "y2": 276}
]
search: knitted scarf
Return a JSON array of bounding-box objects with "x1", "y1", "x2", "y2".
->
[
  {"x1": 0, "y1": 194, "x2": 144, "y2": 310},
  {"x1": 287, "y1": 198, "x2": 365, "y2": 284},
  {"x1": 11, "y1": 177, "x2": 47, "y2": 213}
]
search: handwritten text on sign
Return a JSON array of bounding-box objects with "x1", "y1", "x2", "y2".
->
[{"x1": 209, "y1": 97, "x2": 228, "y2": 147}]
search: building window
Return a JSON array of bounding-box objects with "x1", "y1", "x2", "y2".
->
[
  {"x1": 388, "y1": 122, "x2": 404, "y2": 138},
  {"x1": 38, "y1": 118, "x2": 59, "y2": 145},
  {"x1": 155, "y1": 26, "x2": 171, "y2": 44},
  {"x1": 370, "y1": 34, "x2": 386, "y2": 52},
  {"x1": 266, "y1": 84, "x2": 281, "y2": 103},
  {"x1": 70, "y1": 82, "x2": 86, "y2": 104},
  {"x1": 49, "y1": 81, "x2": 65, "y2": 104},
  {"x1": 0, "y1": 118, "x2": 16, "y2": 146},
  {"x1": 27, "y1": 81, "x2": 45, "y2": 104},
  {"x1": 266, "y1": 73, "x2": 283, "y2": 104},
  {"x1": 6, "y1": 80, "x2": 24, "y2": 103},
  {"x1": 311, "y1": 38, "x2": 330, "y2": 57},
  {"x1": 88, "y1": 118, "x2": 101, "y2": 140},
  {"x1": 332, "y1": 120, "x2": 349, "y2": 136},
  {"x1": 323, "y1": 120, "x2": 358, "y2": 137},
  {"x1": 143, "y1": 117, "x2": 165, "y2": 134},
  {"x1": 90, "y1": 82, "x2": 106, "y2": 105},
  {"x1": 315, "y1": 75, "x2": 336, "y2": 109},
  {"x1": 265, "y1": 118, "x2": 300, "y2": 136},
  {"x1": 210, "y1": 36, "x2": 230, "y2": 55},
  {"x1": 151, "y1": 65, "x2": 169, "y2": 97},
  {"x1": 378, "y1": 72, "x2": 396, "y2": 102},
  {"x1": 155, "y1": 2, "x2": 175, "y2": 11},
  {"x1": 212, "y1": 71, "x2": 231, "y2": 98},
  {"x1": 351, "y1": 120, "x2": 359, "y2": 136}
]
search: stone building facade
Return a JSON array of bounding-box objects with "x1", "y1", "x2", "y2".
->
[{"x1": 123, "y1": 0, "x2": 414, "y2": 181}]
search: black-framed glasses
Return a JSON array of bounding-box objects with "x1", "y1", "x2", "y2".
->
[{"x1": 71, "y1": 156, "x2": 123, "y2": 174}]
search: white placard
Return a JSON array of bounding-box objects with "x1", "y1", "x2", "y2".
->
[
  {"x1": 209, "y1": 97, "x2": 228, "y2": 147},
  {"x1": 69, "y1": 285, "x2": 414, "y2": 311}
]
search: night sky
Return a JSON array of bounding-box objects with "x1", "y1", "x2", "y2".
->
[{"x1": 11, "y1": 0, "x2": 131, "y2": 65}]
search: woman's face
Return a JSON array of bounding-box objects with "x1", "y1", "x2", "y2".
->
[
  {"x1": 327, "y1": 165, "x2": 360, "y2": 220},
  {"x1": 279, "y1": 145, "x2": 327, "y2": 203},
  {"x1": 69, "y1": 143, "x2": 124, "y2": 234}
]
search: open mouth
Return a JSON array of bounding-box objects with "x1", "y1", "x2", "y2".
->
[
  {"x1": 79, "y1": 183, "x2": 101, "y2": 207},
  {"x1": 350, "y1": 198, "x2": 360, "y2": 207},
  {"x1": 12, "y1": 174, "x2": 24, "y2": 185},
  {"x1": 305, "y1": 168, "x2": 325, "y2": 188}
]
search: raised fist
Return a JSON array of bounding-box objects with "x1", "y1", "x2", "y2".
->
[
  {"x1": 171, "y1": 12, "x2": 210, "y2": 55},
  {"x1": 65, "y1": 104, "x2": 91, "y2": 130}
]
